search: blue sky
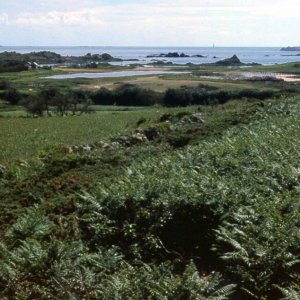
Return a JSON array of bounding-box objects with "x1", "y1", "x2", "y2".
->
[{"x1": 0, "y1": 0, "x2": 299, "y2": 46}]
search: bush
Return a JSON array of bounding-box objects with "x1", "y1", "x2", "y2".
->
[
  {"x1": 91, "y1": 88, "x2": 115, "y2": 105},
  {"x1": 0, "y1": 60, "x2": 29, "y2": 73},
  {"x1": 114, "y1": 85, "x2": 157, "y2": 106},
  {"x1": 18, "y1": 88, "x2": 92, "y2": 116},
  {"x1": 19, "y1": 95, "x2": 46, "y2": 116},
  {"x1": 166, "y1": 133, "x2": 192, "y2": 148},
  {"x1": 2, "y1": 88, "x2": 23, "y2": 105},
  {"x1": 163, "y1": 88, "x2": 193, "y2": 107},
  {"x1": 91, "y1": 85, "x2": 160, "y2": 106},
  {"x1": 162, "y1": 86, "x2": 275, "y2": 107},
  {"x1": 0, "y1": 79, "x2": 9, "y2": 90}
]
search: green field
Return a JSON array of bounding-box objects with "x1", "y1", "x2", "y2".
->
[
  {"x1": 0, "y1": 97, "x2": 274, "y2": 164},
  {"x1": 0, "y1": 109, "x2": 147, "y2": 162},
  {"x1": 0, "y1": 105, "x2": 209, "y2": 163}
]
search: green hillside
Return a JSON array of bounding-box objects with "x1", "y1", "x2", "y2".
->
[{"x1": 1, "y1": 95, "x2": 300, "y2": 299}]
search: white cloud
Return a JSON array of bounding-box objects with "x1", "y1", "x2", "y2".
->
[
  {"x1": 0, "y1": 13, "x2": 8, "y2": 24},
  {"x1": 9, "y1": 0, "x2": 300, "y2": 29},
  {"x1": 1, "y1": 0, "x2": 299, "y2": 46},
  {"x1": 10, "y1": 2, "x2": 250, "y2": 28}
]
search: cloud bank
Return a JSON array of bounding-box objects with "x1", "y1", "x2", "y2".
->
[{"x1": 0, "y1": 0, "x2": 299, "y2": 46}]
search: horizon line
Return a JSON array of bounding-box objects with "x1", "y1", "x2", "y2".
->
[{"x1": 0, "y1": 45, "x2": 289, "y2": 48}]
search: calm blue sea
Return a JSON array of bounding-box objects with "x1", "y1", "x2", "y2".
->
[{"x1": 0, "y1": 46, "x2": 299, "y2": 65}]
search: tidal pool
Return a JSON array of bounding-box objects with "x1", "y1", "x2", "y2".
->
[{"x1": 44, "y1": 70, "x2": 190, "y2": 79}]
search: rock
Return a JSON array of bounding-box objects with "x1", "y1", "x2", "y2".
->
[
  {"x1": 175, "y1": 113, "x2": 204, "y2": 126},
  {"x1": 282, "y1": 53, "x2": 300, "y2": 57},
  {"x1": 18, "y1": 159, "x2": 29, "y2": 168},
  {"x1": 67, "y1": 146, "x2": 73, "y2": 154},
  {"x1": 82, "y1": 145, "x2": 92, "y2": 152},
  {"x1": 150, "y1": 60, "x2": 173, "y2": 66},
  {"x1": 159, "y1": 113, "x2": 172, "y2": 122},
  {"x1": 141, "y1": 127, "x2": 161, "y2": 141},
  {"x1": 131, "y1": 132, "x2": 148, "y2": 143},
  {"x1": 101, "y1": 142, "x2": 111, "y2": 150},
  {"x1": 280, "y1": 46, "x2": 300, "y2": 51},
  {"x1": 111, "y1": 142, "x2": 121, "y2": 148},
  {"x1": 147, "y1": 52, "x2": 190, "y2": 58},
  {"x1": 215, "y1": 55, "x2": 243, "y2": 66},
  {"x1": 189, "y1": 113, "x2": 204, "y2": 123},
  {"x1": 179, "y1": 53, "x2": 189, "y2": 58}
]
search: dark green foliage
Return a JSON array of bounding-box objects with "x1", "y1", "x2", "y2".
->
[
  {"x1": 165, "y1": 133, "x2": 192, "y2": 147},
  {"x1": 2, "y1": 88, "x2": 23, "y2": 104},
  {"x1": 91, "y1": 87, "x2": 115, "y2": 105},
  {"x1": 114, "y1": 84, "x2": 157, "y2": 106},
  {"x1": 163, "y1": 86, "x2": 275, "y2": 107},
  {"x1": 0, "y1": 51, "x2": 65, "y2": 64},
  {"x1": 164, "y1": 88, "x2": 193, "y2": 106},
  {"x1": 91, "y1": 85, "x2": 161, "y2": 106},
  {"x1": 2, "y1": 97, "x2": 300, "y2": 298},
  {"x1": 19, "y1": 95, "x2": 46, "y2": 116},
  {"x1": 0, "y1": 60, "x2": 29, "y2": 73},
  {"x1": 216, "y1": 197, "x2": 300, "y2": 298},
  {"x1": 0, "y1": 79, "x2": 10, "y2": 90},
  {"x1": 82, "y1": 52, "x2": 121, "y2": 62},
  {"x1": 18, "y1": 87, "x2": 92, "y2": 116}
]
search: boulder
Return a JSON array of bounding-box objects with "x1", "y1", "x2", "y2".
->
[{"x1": 215, "y1": 55, "x2": 243, "y2": 66}]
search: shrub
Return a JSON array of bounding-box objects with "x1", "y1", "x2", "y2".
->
[
  {"x1": 19, "y1": 95, "x2": 46, "y2": 116},
  {"x1": 91, "y1": 88, "x2": 115, "y2": 105},
  {"x1": 0, "y1": 79, "x2": 9, "y2": 90},
  {"x1": 114, "y1": 85, "x2": 157, "y2": 106},
  {"x1": 2, "y1": 88, "x2": 23, "y2": 105},
  {"x1": 0, "y1": 60, "x2": 29, "y2": 73},
  {"x1": 91, "y1": 85, "x2": 160, "y2": 106},
  {"x1": 162, "y1": 86, "x2": 275, "y2": 107},
  {"x1": 166, "y1": 133, "x2": 192, "y2": 148},
  {"x1": 163, "y1": 88, "x2": 193, "y2": 107}
]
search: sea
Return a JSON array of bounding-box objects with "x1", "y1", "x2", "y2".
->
[{"x1": 0, "y1": 46, "x2": 299, "y2": 66}]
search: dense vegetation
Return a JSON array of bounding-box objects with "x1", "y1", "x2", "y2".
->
[
  {"x1": 89, "y1": 84, "x2": 277, "y2": 107},
  {"x1": 1, "y1": 58, "x2": 300, "y2": 298},
  {"x1": 0, "y1": 79, "x2": 279, "y2": 114},
  {"x1": 0, "y1": 93, "x2": 300, "y2": 298}
]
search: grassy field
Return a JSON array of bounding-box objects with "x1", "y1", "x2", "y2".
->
[
  {"x1": 0, "y1": 105, "x2": 204, "y2": 163},
  {"x1": 250, "y1": 61, "x2": 300, "y2": 74},
  {"x1": 80, "y1": 74, "x2": 265, "y2": 92},
  {"x1": 0, "y1": 109, "x2": 145, "y2": 163},
  {"x1": 0, "y1": 97, "x2": 270, "y2": 164}
]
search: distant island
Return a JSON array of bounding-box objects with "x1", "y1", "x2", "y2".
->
[
  {"x1": 0, "y1": 51, "x2": 128, "y2": 64},
  {"x1": 0, "y1": 51, "x2": 138, "y2": 72},
  {"x1": 280, "y1": 46, "x2": 300, "y2": 51},
  {"x1": 147, "y1": 52, "x2": 206, "y2": 58},
  {"x1": 281, "y1": 53, "x2": 300, "y2": 57}
]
